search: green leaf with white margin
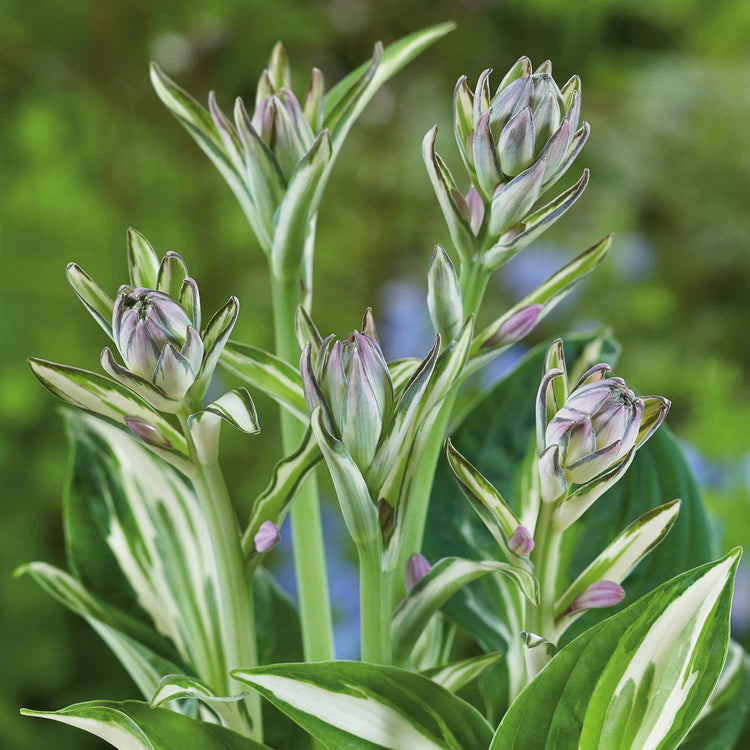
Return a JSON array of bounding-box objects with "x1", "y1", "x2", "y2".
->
[
  {"x1": 679, "y1": 640, "x2": 750, "y2": 750},
  {"x1": 151, "y1": 674, "x2": 247, "y2": 728},
  {"x1": 221, "y1": 340, "x2": 307, "y2": 422},
  {"x1": 323, "y1": 22, "x2": 456, "y2": 154},
  {"x1": 271, "y1": 129, "x2": 332, "y2": 278},
  {"x1": 193, "y1": 387, "x2": 260, "y2": 434},
  {"x1": 22, "y1": 700, "x2": 270, "y2": 749},
  {"x1": 490, "y1": 549, "x2": 741, "y2": 750},
  {"x1": 149, "y1": 63, "x2": 271, "y2": 252},
  {"x1": 27, "y1": 359, "x2": 187, "y2": 457},
  {"x1": 66, "y1": 262, "x2": 115, "y2": 337},
  {"x1": 554, "y1": 499, "x2": 681, "y2": 635},
  {"x1": 127, "y1": 227, "x2": 160, "y2": 288},
  {"x1": 422, "y1": 652, "x2": 503, "y2": 694},
  {"x1": 392, "y1": 557, "x2": 539, "y2": 666},
  {"x1": 241, "y1": 427, "x2": 322, "y2": 564},
  {"x1": 17, "y1": 562, "x2": 187, "y2": 706},
  {"x1": 232, "y1": 660, "x2": 493, "y2": 750},
  {"x1": 61, "y1": 412, "x2": 230, "y2": 690},
  {"x1": 469, "y1": 234, "x2": 611, "y2": 373}
]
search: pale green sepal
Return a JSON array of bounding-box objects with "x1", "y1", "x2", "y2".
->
[
  {"x1": 241, "y1": 426, "x2": 321, "y2": 565},
  {"x1": 392, "y1": 556, "x2": 539, "y2": 665},
  {"x1": 491, "y1": 549, "x2": 742, "y2": 750},
  {"x1": 155, "y1": 252, "x2": 188, "y2": 300},
  {"x1": 422, "y1": 126, "x2": 475, "y2": 262},
  {"x1": 310, "y1": 406, "x2": 379, "y2": 546},
  {"x1": 555, "y1": 499, "x2": 681, "y2": 622},
  {"x1": 543, "y1": 121, "x2": 590, "y2": 192},
  {"x1": 270, "y1": 130, "x2": 332, "y2": 279},
  {"x1": 21, "y1": 699, "x2": 271, "y2": 749},
  {"x1": 427, "y1": 244, "x2": 463, "y2": 343},
  {"x1": 555, "y1": 448, "x2": 637, "y2": 529},
  {"x1": 149, "y1": 63, "x2": 269, "y2": 251},
  {"x1": 220, "y1": 341, "x2": 307, "y2": 422},
  {"x1": 178, "y1": 278, "x2": 200, "y2": 329},
  {"x1": 193, "y1": 387, "x2": 261, "y2": 435},
  {"x1": 232, "y1": 659, "x2": 492, "y2": 750},
  {"x1": 421, "y1": 652, "x2": 502, "y2": 694},
  {"x1": 294, "y1": 304, "x2": 323, "y2": 352},
  {"x1": 151, "y1": 674, "x2": 248, "y2": 728},
  {"x1": 483, "y1": 169, "x2": 590, "y2": 269},
  {"x1": 126, "y1": 228, "x2": 160, "y2": 289},
  {"x1": 488, "y1": 157, "x2": 546, "y2": 237},
  {"x1": 27, "y1": 358, "x2": 187, "y2": 455},
  {"x1": 444, "y1": 438, "x2": 521, "y2": 545},
  {"x1": 66, "y1": 262, "x2": 115, "y2": 338},
  {"x1": 196, "y1": 296, "x2": 239, "y2": 394}
]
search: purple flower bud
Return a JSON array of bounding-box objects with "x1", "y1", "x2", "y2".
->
[
  {"x1": 406, "y1": 554, "x2": 431, "y2": 592},
  {"x1": 544, "y1": 372, "x2": 655, "y2": 485},
  {"x1": 508, "y1": 525, "x2": 535, "y2": 556},
  {"x1": 124, "y1": 416, "x2": 172, "y2": 449},
  {"x1": 254, "y1": 521, "x2": 280, "y2": 554},
  {"x1": 483, "y1": 304, "x2": 543, "y2": 349},
  {"x1": 570, "y1": 580, "x2": 624, "y2": 612}
]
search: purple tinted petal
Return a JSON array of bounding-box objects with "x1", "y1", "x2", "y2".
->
[{"x1": 254, "y1": 520, "x2": 280, "y2": 554}]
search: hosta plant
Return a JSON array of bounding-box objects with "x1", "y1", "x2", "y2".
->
[{"x1": 20, "y1": 23, "x2": 748, "y2": 750}]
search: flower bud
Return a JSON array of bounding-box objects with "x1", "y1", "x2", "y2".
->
[
  {"x1": 254, "y1": 521, "x2": 281, "y2": 554},
  {"x1": 112, "y1": 286, "x2": 203, "y2": 401},
  {"x1": 545, "y1": 377, "x2": 644, "y2": 485},
  {"x1": 406, "y1": 553, "x2": 431, "y2": 592},
  {"x1": 427, "y1": 245, "x2": 463, "y2": 342},
  {"x1": 508, "y1": 525, "x2": 535, "y2": 556},
  {"x1": 124, "y1": 416, "x2": 172, "y2": 449},
  {"x1": 302, "y1": 324, "x2": 394, "y2": 469},
  {"x1": 570, "y1": 580, "x2": 624, "y2": 612}
]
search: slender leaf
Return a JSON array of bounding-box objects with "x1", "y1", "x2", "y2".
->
[
  {"x1": 422, "y1": 652, "x2": 503, "y2": 694},
  {"x1": 233, "y1": 660, "x2": 493, "y2": 750},
  {"x1": 22, "y1": 700, "x2": 270, "y2": 749}
]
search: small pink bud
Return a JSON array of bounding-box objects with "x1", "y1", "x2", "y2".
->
[
  {"x1": 254, "y1": 521, "x2": 280, "y2": 554},
  {"x1": 508, "y1": 525, "x2": 535, "y2": 556},
  {"x1": 484, "y1": 305, "x2": 543, "y2": 349},
  {"x1": 124, "y1": 416, "x2": 172, "y2": 449},
  {"x1": 406, "y1": 554, "x2": 431, "y2": 592},
  {"x1": 570, "y1": 580, "x2": 624, "y2": 612}
]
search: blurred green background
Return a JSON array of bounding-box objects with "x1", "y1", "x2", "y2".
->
[{"x1": 2, "y1": 0, "x2": 750, "y2": 747}]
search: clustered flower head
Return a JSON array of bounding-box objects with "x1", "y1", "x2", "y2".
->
[
  {"x1": 300, "y1": 308, "x2": 397, "y2": 472},
  {"x1": 536, "y1": 339, "x2": 670, "y2": 509},
  {"x1": 424, "y1": 57, "x2": 591, "y2": 269}
]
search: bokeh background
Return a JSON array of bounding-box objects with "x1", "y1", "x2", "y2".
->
[{"x1": 2, "y1": 0, "x2": 750, "y2": 747}]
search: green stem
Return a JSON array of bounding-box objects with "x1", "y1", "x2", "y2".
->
[
  {"x1": 358, "y1": 542, "x2": 392, "y2": 664},
  {"x1": 393, "y1": 256, "x2": 491, "y2": 600},
  {"x1": 529, "y1": 500, "x2": 562, "y2": 641},
  {"x1": 270, "y1": 271, "x2": 335, "y2": 662},
  {"x1": 178, "y1": 411, "x2": 262, "y2": 741}
]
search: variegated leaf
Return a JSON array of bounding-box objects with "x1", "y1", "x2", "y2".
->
[
  {"x1": 491, "y1": 549, "x2": 741, "y2": 750},
  {"x1": 221, "y1": 340, "x2": 307, "y2": 422},
  {"x1": 17, "y1": 563, "x2": 186, "y2": 706},
  {"x1": 555, "y1": 500, "x2": 681, "y2": 635},
  {"x1": 66, "y1": 262, "x2": 115, "y2": 337},
  {"x1": 680, "y1": 640, "x2": 750, "y2": 750},
  {"x1": 127, "y1": 227, "x2": 160, "y2": 289},
  {"x1": 392, "y1": 557, "x2": 539, "y2": 665},
  {"x1": 22, "y1": 700, "x2": 270, "y2": 749},
  {"x1": 61, "y1": 412, "x2": 231, "y2": 696},
  {"x1": 27, "y1": 359, "x2": 187, "y2": 457},
  {"x1": 193, "y1": 387, "x2": 260, "y2": 434},
  {"x1": 241, "y1": 427, "x2": 321, "y2": 563},
  {"x1": 232, "y1": 660, "x2": 493, "y2": 750},
  {"x1": 422, "y1": 652, "x2": 503, "y2": 694}
]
